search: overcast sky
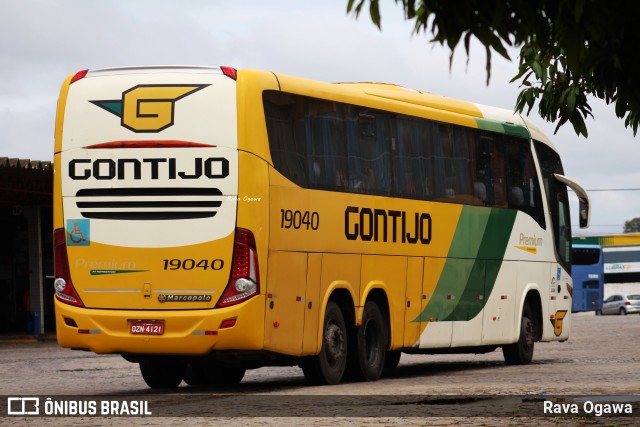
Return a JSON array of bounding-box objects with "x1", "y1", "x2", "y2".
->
[{"x1": 2, "y1": 0, "x2": 639, "y2": 235}]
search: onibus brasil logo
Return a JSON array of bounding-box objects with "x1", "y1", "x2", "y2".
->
[{"x1": 90, "y1": 84, "x2": 209, "y2": 132}]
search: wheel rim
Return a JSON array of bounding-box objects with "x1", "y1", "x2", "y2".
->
[
  {"x1": 523, "y1": 317, "x2": 534, "y2": 349},
  {"x1": 324, "y1": 321, "x2": 344, "y2": 366}
]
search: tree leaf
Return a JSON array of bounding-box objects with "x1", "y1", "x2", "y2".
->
[
  {"x1": 346, "y1": 0, "x2": 640, "y2": 138},
  {"x1": 369, "y1": 0, "x2": 381, "y2": 28}
]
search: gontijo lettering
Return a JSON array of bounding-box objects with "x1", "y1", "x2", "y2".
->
[
  {"x1": 345, "y1": 206, "x2": 431, "y2": 244},
  {"x1": 68, "y1": 157, "x2": 229, "y2": 180}
]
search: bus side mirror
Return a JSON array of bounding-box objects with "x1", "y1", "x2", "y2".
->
[
  {"x1": 579, "y1": 197, "x2": 589, "y2": 229},
  {"x1": 554, "y1": 174, "x2": 591, "y2": 229}
]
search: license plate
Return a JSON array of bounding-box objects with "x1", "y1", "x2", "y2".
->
[{"x1": 130, "y1": 320, "x2": 165, "y2": 335}]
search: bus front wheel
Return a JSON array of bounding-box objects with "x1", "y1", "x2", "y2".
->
[
  {"x1": 502, "y1": 303, "x2": 536, "y2": 365},
  {"x1": 301, "y1": 301, "x2": 347, "y2": 385},
  {"x1": 139, "y1": 360, "x2": 185, "y2": 389}
]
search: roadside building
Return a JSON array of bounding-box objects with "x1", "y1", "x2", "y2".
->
[{"x1": 0, "y1": 157, "x2": 53, "y2": 336}]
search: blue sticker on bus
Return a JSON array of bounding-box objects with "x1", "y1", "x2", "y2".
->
[
  {"x1": 557, "y1": 267, "x2": 562, "y2": 280},
  {"x1": 67, "y1": 219, "x2": 90, "y2": 246}
]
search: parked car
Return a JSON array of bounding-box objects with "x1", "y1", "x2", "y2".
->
[{"x1": 596, "y1": 294, "x2": 640, "y2": 315}]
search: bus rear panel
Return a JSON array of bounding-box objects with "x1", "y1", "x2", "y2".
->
[{"x1": 53, "y1": 67, "x2": 267, "y2": 356}]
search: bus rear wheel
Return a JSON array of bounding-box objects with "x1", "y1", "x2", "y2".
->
[
  {"x1": 348, "y1": 301, "x2": 387, "y2": 381},
  {"x1": 384, "y1": 350, "x2": 402, "y2": 371},
  {"x1": 184, "y1": 362, "x2": 246, "y2": 386},
  {"x1": 502, "y1": 303, "x2": 536, "y2": 365},
  {"x1": 139, "y1": 360, "x2": 185, "y2": 389},
  {"x1": 301, "y1": 301, "x2": 347, "y2": 385}
]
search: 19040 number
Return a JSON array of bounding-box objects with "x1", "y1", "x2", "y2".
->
[
  {"x1": 162, "y1": 259, "x2": 224, "y2": 270},
  {"x1": 280, "y1": 209, "x2": 319, "y2": 230}
]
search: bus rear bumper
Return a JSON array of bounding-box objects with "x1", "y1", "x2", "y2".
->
[{"x1": 54, "y1": 296, "x2": 266, "y2": 355}]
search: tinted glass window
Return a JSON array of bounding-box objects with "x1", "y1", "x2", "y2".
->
[
  {"x1": 264, "y1": 90, "x2": 545, "y2": 226},
  {"x1": 535, "y1": 141, "x2": 571, "y2": 271},
  {"x1": 572, "y1": 248, "x2": 601, "y2": 265},
  {"x1": 263, "y1": 92, "x2": 309, "y2": 187},
  {"x1": 347, "y1": 109, "x2": 392, "y2": 195}
]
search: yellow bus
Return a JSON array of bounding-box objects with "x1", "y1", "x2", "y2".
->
[{"x1": 53, "y1": 66, "x2": 590, "y2": 388}]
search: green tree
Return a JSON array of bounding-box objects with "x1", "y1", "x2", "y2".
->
[
  {"x1": 624, "y1": 217, "x2": 640, "y2": 233},
  {"x1": 347, "y1": 0, "x2": 640, "y2": 137}
]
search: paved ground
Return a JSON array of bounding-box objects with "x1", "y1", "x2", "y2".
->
[{"x1": 1, "y1": 312, "x2": 639, "y2": 426}]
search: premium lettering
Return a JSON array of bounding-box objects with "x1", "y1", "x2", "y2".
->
[
  {"x1": 68, "y1": 157, "x2": 229, "y2": 180},
  {"x1": 345, "y1": 206, "x2": 431, "y2": 244},
  {"x1": 519, "y1": 233, "x2": 543, "y2": 247}
]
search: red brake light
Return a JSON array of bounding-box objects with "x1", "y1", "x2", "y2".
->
[
  {"x1": 85, "y1": 140, "x2": 215, "y2": 149},
  {"x1": 221, "y1": 66, "x2": 237, "y2": 80},
  {"x1": 625, "y1": 301, "x2": 631, "y2": 305},
  {"x1": 54, "y1": 228, "x2": 84, "y2": 307},
  {"x1": 70, "y1": 69, "x2": 89, "y2": 84},
  {"x1": 216, "y1": 228, "x2": 259, "y2": 308}
]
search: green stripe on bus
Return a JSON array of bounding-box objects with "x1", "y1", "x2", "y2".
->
[
  {"x1": 413, "y1": 207, "x2": 517, "y2": 323},
  {"x1": 474, "y1": 118, "x2": 531, "y2": 139},
  {"x1": 413, "y1": 206, "x2": 488, "y2": 323},
  {"x1": 444, "y1": 208, "x2": 517, "y2": 321}
]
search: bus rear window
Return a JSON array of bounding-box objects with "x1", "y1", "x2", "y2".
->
[{"x1": 572, "y1": 248, "x2": 601, "y2": 265}]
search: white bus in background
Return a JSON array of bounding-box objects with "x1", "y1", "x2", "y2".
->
[{"x1": 603, "y1": 245, "x2": 640, "y2": 283}]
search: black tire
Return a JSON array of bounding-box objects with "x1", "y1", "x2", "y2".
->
[
  {"x1": 205, "y1": 364, "x2": 246, "y2": 386},
  {"x1": 502, "y1": 303, "x2": 536, "y2": 365},
  {"x1": 384, "y1": 350, "x2": 402, "y2": 371},
  {"x1": 620, "y1": 307, "x2": 627, "y2": 316},
  {"x1": 183, "y1": 362, "x2": 207, "y2": 386},
  {"x1": 139, "y1": 360, "x2": 185, "y2": 389},
  {"x1": 348, "y1": 301, "x2": 387, "y2": 381},
  {"x1": 184, "y1": 362, "x2": 245, "y2": 386},
  {"x1": 301, "y1": 301, "x2": 348, "y2": 385}
]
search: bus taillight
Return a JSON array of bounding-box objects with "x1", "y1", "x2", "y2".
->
[
  {"x1": 220, "y1": 66, "x2": 237, "y2": 80},
  {"x1": 217, "y1": 228, "x2": 259, "y2": 308},
  {"x1": 53, "y1": 228, "x2": 84, "y2": 307},
  {"x1": 70, "y1": 69, "x2": 88, "y2": 84}
]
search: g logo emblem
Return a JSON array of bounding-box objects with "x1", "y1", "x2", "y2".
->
[
  {"x1": 91, "y1": 84, "x2": 209, "y2": 132},
  {"x1": 551, "y1": 310, "x2": 568, "y2": 337}
]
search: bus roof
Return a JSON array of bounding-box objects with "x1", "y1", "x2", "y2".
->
[
  {"x1": 275, "y1": 76, "x2": 557, "y2": 152},
  {"x1": 65, "y1": 66, "x2": 558, "y2": 153}
]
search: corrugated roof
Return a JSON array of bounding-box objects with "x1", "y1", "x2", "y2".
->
[
  {"x1": 0, "y1": 157, "x2": 53, "y2": 206},
  {"x1": 0, "y1": 157, "x2": 52, "y2": 171}
]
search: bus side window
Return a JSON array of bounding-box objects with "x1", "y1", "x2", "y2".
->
[
  {"x1": 558, "y1": 197, "x2": 572, "y2": 265},
  {"x1": 391, "y1": 117, "x2": 432, "y2": 200},
  {"x1": 475, "y1": 134, "x2": 495, "y2": 206},
  {"x1": 308, "y1": 101, "x2": 348, "y2": 191},
  {"x1": 347, "y1": 109, "x2": 392, "y2": 195},
  {"x1": 491, "y1": 141, "x2": 507, "y2": 207},
  {"x1": 263, "y1": 91, "x2": 309, "y2": 187},
  {"x1": 535, "y1": 140, "x2": 571, "y2": 271},
  {"x1": 504, "y1": 138, "x2": 545, "y2": 228}
]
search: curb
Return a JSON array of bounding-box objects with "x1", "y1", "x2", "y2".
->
[{"x1": 0, "y1": 334, "x2": 57, "y2": 343}]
